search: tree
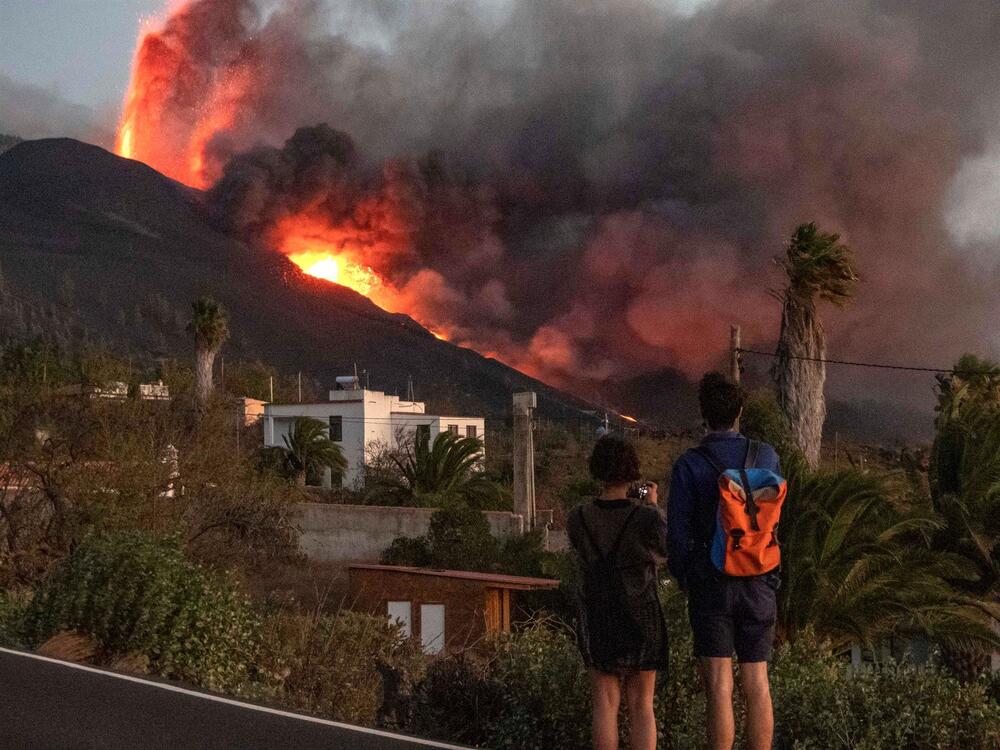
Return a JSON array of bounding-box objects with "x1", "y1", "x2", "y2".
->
[
  {"x1": 276, "y1": 417, "x2": 347, "y2": 487},
  {"x1": 380, "y1": 430, "x2": 505, "y2": 509},
  {"x1": 186, "y1": 298, "x2": 229, "y2": 407},
  {"x1": 772, "y1": 223, "x2": 858, "y2": 469},
  {"x1": 928, "y1": 355, "x2": 1000, "y2": 680},
  {"x1": 778, "y1": 460, "x2": 1000, "y2": 656}
]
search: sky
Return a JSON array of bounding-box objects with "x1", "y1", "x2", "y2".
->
[
  {"x1": 0, "y1": 0, "x2": 716, "y2": 111},
  {"x1": 0, "y1": 0, "x2": 165, "y2": 110}
]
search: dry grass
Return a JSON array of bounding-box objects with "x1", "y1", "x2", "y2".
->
[{"x1": 36, "y1": 630, "x2": 97, "y2": 663}]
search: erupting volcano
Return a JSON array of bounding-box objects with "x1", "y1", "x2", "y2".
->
[
  {"x1": 107, "y1": 0, "x2": 1000, "y2": 408},
  {"x1": 114, "y1": 2, "x2": 385, "y2": 302}
]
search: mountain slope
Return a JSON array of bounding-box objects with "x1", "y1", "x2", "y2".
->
[{"x1": 0, "y1": 138, "x2": 598, "y2": 419}]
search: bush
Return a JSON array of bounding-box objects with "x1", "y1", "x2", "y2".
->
[
  {"x1": 483, "y1": 622, "x2": 592, "y2": 750},
  {"x1": 414, "y1": 598, "x2": 1000, "y2": 750},
  {"x1": 265, "y1": 609, "x2": 425, "y2": 727},
  {"x1": 0, "y1": 588, "x2": 30, "y2": 648},
  {"x1": 22, "y1": 532, "x2": 261, "y2": 692},
  {"x1": 772, "y1": 635, "x2": 1000, "y2": 750}
]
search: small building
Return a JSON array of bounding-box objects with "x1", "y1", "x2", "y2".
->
[
  {"x1": 237, "y1": 397, "x2": 268, "y2": 426},
  {"x1": 263, "y1": 377, "x2": 485, "y2": 488},
  {"x1": 348, "y1": 564, "x2": 559, "y2": 654}
]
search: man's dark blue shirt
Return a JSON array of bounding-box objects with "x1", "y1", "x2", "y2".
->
[{"x1": 666, "y1": 430, "x2": 780, "y2": 586}]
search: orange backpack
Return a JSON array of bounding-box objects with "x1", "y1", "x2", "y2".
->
[{"x1": 695, "y1": 441, "x2": 786, "y2": 577}]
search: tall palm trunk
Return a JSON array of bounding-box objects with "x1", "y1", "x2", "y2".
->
[
  {"x1": 774, "y1": 293, "x2": 826, "y2": 468},
  {"x1": 195, "y1": 345, "x2": 218, "y2": 406}
]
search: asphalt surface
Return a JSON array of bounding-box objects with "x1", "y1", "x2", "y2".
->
[{"x1": 0, "y1": 648, "x2": 471, "y2": 750}]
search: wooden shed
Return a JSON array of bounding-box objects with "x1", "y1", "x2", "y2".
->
[{"x1": 348, "y1": 564, "x2": 560, "y2": 654}]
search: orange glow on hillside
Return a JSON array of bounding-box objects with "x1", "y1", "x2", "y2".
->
[{"x1": 270, "y1": 215, "x2": 387, "y2": 301}]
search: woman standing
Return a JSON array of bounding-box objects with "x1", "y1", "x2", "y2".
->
[{"x1": 568, "y1": 435, "x2": 668, "y2": 750}]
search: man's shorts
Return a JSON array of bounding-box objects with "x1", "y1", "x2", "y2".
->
[{"x1": 687, "y1": 570, "x2": 779, "y2": 663}]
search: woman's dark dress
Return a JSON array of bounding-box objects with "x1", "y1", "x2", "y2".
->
[{"x1": 567, "y1": 498, "x2": 669, "y2": 674}]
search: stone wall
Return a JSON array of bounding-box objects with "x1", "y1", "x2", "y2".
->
[{"x1": 293, "y1": 503, "x2": 525, "y2": 563}]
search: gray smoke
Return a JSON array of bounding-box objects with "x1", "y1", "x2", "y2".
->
[{"x1": 0, "y1": 73, "x2": 110, "y2": 145}]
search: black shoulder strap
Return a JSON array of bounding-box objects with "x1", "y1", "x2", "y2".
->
[{"x1": 578, "y1": 504, "x2": 640, "y2": 561}]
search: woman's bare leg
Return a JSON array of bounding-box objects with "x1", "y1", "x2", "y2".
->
[
  {"x1": 591, "y1": 669, "x2": 622, "y2": 750},
  {"x1": 624, "y1": 670, "x2": 657, "y2": 750}
]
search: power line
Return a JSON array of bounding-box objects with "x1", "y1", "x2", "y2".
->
[{"x1": 737, "y1": 348, "x2": 1000, "y2": 377}]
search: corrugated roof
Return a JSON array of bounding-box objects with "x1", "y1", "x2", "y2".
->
[{"x1": 348, "y1": 564, "x2": 560, "y2": 590}]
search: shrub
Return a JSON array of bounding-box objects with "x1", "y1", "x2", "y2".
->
[
  {"x1": 772, "y1": 633, "x2": 1000, "y2": 750},
  {"x1": 482, "y1": 622, "x2": 592, "y2": 750},
  {"x1": 265, "y1": 609, "x2": 425, "y2": 726},
  {"x1": 22, "y1": 532, "x2": 261, "y2": 692},
  {"x1": 412, "y1": 653, "x2": 503, "y2": 744},
  {"x1": 0, "y1": 588, "x2": 30, "y2": 648}
]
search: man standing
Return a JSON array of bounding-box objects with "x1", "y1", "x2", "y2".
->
[{"x1": 667, "y1": 373, "x2": 782, "y2": 750}]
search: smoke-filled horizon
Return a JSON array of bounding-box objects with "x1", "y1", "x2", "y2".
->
[{"x1": 12, "y1": 0, "x2": 1000, "y2": 408}]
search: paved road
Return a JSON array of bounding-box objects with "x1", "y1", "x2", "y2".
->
[{"x1": 0, "y1": 648, "x2": 472, "y2": 750}]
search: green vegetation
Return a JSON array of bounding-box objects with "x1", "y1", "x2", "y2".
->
[
  {"x1": 23, "y1": 532, "x2": 261, "y2": 692},
  {"x1": 187, "y1": 297, "x2": 230, "y2": 407},
  {"x1": 269, "y1": 416, "x2": 347, "y2": 486},
  {"x1": 367, "y1": 429, "x2": 508, "y2": 510},
  {"x1": 412, "y1": 592, "x2": 1000, "y2": 750}
]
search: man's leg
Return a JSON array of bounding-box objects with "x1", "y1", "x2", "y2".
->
[
  {"x1": 699, "y1": 657, "x2": 735, "y2": 750},
  {"x1": 740, "y1": 662, "x2": 773, "y2": 750},
  {"x1": 590, "y1": 669, "x2": 622, "y2": 750},
  {"x1": 623, "y1": 670, "x2": 657, "y2": 750}
]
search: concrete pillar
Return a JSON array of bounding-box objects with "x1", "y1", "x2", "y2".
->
[{"x1": 512, "y1": 392, "x2": 537, "y2": 531}]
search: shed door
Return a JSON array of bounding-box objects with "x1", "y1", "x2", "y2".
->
[
  {"x1": 387, "y1": 601, "x2": 412, "y2": 638},
  {"x1": 420, "y1": 604, "x2": 446, "y2": 654}
]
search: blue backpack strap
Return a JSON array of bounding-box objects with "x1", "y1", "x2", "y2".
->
[{"x1": 744, "y1": 439, "x2": 761, "y2": 469}]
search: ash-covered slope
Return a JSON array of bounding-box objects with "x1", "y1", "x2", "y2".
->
[{"x1": 0, "y1": 138, "x2": 596, "y2": 419}]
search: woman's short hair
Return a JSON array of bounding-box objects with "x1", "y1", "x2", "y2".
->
[
  {"x1": 699, "y1": 371, "x2": 746, "y2": 430},
  {"x1": 589, "y1": 435, "x2": 641, "y2": 483}
]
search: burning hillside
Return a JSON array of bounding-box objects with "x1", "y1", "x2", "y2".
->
[{"x1": 113, "y1": 0, "x2": 1000, "y2": 402}]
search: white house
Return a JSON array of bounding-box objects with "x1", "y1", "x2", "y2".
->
[{"x1": 263, "y1": 376, "x2": 485, "y2": 489}]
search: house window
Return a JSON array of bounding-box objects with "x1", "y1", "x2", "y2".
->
[
  {"x1": 416, "y1": 424, "x2": 431, "y2": 443},
  {"x1": 448, "y1": 424, "x2": 459, "y2": 435},
  {"x1": 329, "y1": 416, "x2": 343, "y2": 442},
  {"x1": 466, "y1": 425, "x2": 477, "y2": 439},
  {"x1": 421, "y1": 603, "x2": 445, "y2": 654},
  {"x1": 387, "y1": 601, "x2": 412, "y2": 638}
]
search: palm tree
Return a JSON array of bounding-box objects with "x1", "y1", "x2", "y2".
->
[
  {"x1": 778, "y1": 460, "x2": 1000, "y2": 656},
  {"x1": 382, "y1": 430, "x2": 505, "y2": 509},
  {"x1": 279, "y1": 417, "x2": 347, "y2": 487},
  {"x1": 779, "y1": 464, "x2": 998, "y2": 660},
  {"x1": 187, "y1": 298, "x2": 229, "y2": 406},
  {"x1": 929, "y1": 355, "x2": 1000, "y2": 680},
  {"x1": 772, "y1": 223, "x2": 859, "y2": 469}
]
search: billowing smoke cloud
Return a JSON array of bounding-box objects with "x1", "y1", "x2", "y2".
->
[{"x1": 129, "y1": 0, "x2": 1000, "y2": 402}]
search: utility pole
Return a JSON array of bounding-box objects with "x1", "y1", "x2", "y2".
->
[
  {"x1": 298, "y1": 371, "x2": 302, "y2": 403},
  {"x1": 730, "y1": 324, "x2": 742, "y2": 385},
  {"x1": 512, "y1": 392, "x2": 537, "y2": 532},
  {"x1": 269, "y1": 376, "x2": 274, "y2": 403}
]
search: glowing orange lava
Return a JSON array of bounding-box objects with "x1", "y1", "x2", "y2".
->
[
  {"x1": 270, "y1": 215, "x2": 389, "y2": 301},
  {"x1": 114, "y1": 4, "x2": 254, "y2": 188}
]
